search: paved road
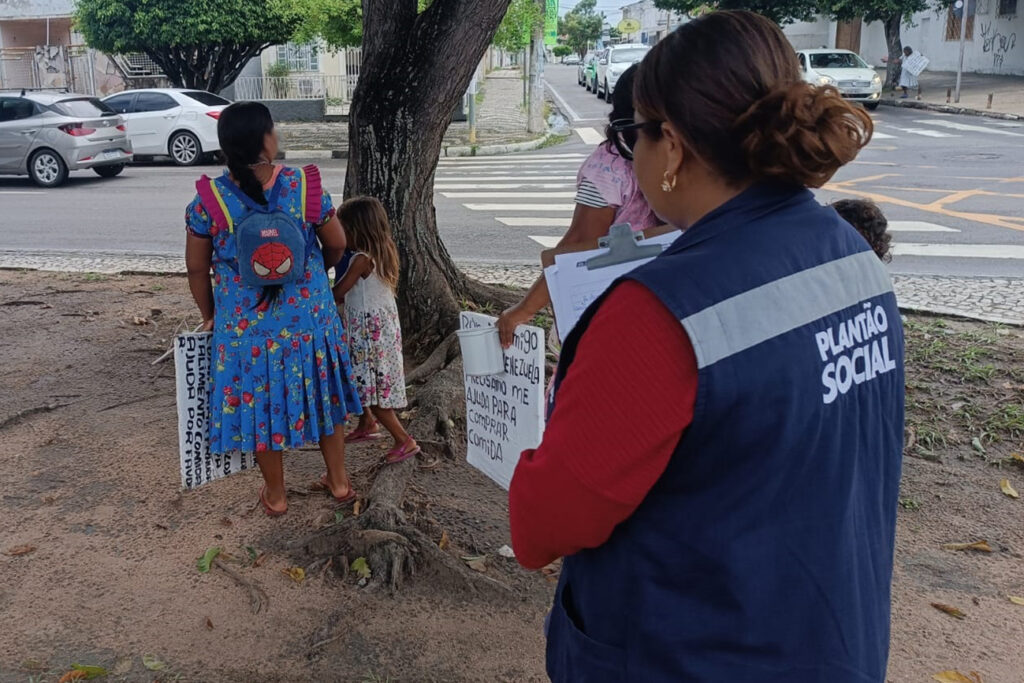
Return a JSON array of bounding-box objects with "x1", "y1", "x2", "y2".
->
[{"x1": 1, "y1": 63, "x2": 1023, "y2": 279}]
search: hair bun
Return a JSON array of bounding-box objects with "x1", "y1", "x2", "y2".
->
[{"x1": 734, "y1": 82, "x2": 873, "y2": 188}]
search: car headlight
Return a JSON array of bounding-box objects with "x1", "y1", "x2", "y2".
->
[
  {"x1": 872, "y1": 73, "x2": 882, "y2": 85},
  {"x1": 818, "y1": 75, "x2": 837, "y2": 86}
]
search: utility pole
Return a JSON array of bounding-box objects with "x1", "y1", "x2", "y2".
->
[
  {"x1": 527, "y1": 0, "x2": 546, "y2": 133},
  {"x1": 955, "y1": 0, "x2": 968, "y2": 103}
]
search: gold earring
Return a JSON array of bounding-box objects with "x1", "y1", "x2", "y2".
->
[{"x1": 661, "y1": 172, "x2": 677, "y2": 193}]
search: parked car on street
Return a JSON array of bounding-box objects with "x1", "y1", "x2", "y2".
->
[
  {"x1": 0, "y1": 90, "x2": 132, "y2": 187},
  {"x1": 102, "y1": 88, "x2": 230, "y2": 165},
  {"x1": 563, "y1": 54, "x2": 581, "y2": 66},
  {"x1": 579, "y1": 52, "x2": 598, "y2": 90},
  {"x1": 596, "y1": 44, "x2": 649, "y2": 101},
  {"x1": 796, "y1": 49, "x2": 882, "y2": 110}
]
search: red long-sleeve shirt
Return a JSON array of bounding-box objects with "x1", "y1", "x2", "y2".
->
[{"x1": 509, "y1": 280, "x2": 699, "y2": 570}]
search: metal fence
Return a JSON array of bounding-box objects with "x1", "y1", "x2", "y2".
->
[{"x1": 233, "y1": 47, "x2": 362, "y2": 114}]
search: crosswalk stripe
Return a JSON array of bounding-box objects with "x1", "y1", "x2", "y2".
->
[
  {"x1": 466, "y1": 203, "x2": 575, "y2": 211},
  {"x1": 438, "y1": 156, "x2": 586, "y2": 165},
  {"x1": 441, "y1": 191, "x2": 576, "y2": 198},
  {"x1": 529, "y1": 236, "x2": 562, "y2": 248},
  {"x1": 892, "y1": 243, "x2": 1024, "y2": 259},
  {"x1": 436, "y1": 164, "x2": 579, "y2": 172},
  {"x1": 887, "y1": 221, "x2": 959, "y2": 233},
  {"x1": 914, "y1": 118, "x2": 1024, "y2": 137},
  {"x1": 575, "y1": 127, "x2": 605, "y2": 145},
  {"x1": 497, "y1": 217, "x2": 573, "y2": 227},
  {"x1": 435, "y1": 183, "x2": 576, "y2": 190},
  {"x1": 871, "y1": 131, "x2": 896, "y2": 139},
  {"x1": 434, "y1": 176, "x2": 576, "y2": 182},
  {"x1": 440, "y1": 153, "x2": 587, "y2": 160},
  {"x1": 886, "y1": 126, "x2": 959, "y2": 138}
]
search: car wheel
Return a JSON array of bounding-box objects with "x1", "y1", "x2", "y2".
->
[
  {"x1": 604, "y1": 82, "x2": 612, "y2": 102},
  {"x1": 169, "y1": 131, "x2": 202, "y2": 166},
  {"x1": 864, "y1": 102, "x2": 879, "y2": 111},
  {"x1": 596, "y1": 80, "x2": 603, "y2": 98},
  {"x1": 29, "y1": 149, "x2": 68, "y2": 187},
  {"x1": 585, "y1": 77, "x2": 592, "y2": 92},
  {"x1": 93, "y1": 164, "x2": 125, "y2": 178}
]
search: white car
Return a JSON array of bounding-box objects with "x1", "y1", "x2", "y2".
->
[
  {"x1": 796, "y1": 49, "x2": 882, "y2": 110},
  {"x1": 596, "y1": 44, "x2": 649, "y2": 102},
  {"x1": 102, "y1": 88, "x2": 230, "y2": 165}
]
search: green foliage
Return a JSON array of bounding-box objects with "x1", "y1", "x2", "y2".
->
[
  {"x1": 553, "y1": 45, "x2": 573, "y2": 57},
  {"x1": 294, "y1": 0, "x2": 363, "y2": 48},
  {"x1": 75, "y1": 0, "x2": 302, "y2": 54},
  {"x1": 821, "y1": 0, "x2": 929, "y2": 23},
  {"x1": 653, "y1": 0, "x2": 818, "y2": 24},
  {"x1": 493, "y1": 0, "x2": 544, "y2": 53},
  {"x1": 559, "y1": 0, "x2": 604, "y2": 57},
  {"x1": 265, "y1": 61, "x2": 291, "y2": 78}
]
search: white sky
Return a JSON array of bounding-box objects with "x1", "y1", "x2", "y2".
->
[{"x1": 557, "y1": 0, "x2": 624, "y2": 25}]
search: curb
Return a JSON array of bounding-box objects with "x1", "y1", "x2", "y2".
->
[
  {"x1": 897, "y1": 303, "x2": 1024, "y2": 327},
  {"x1": 281, "y1": 133, "x2": 567, "y2": 161},
  {"x1": 879, "y1": 97, "x2": 1023, "y2": 121}
]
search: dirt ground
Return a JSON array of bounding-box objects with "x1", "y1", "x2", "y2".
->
[{"x1": 1, "y1": 270, "x2": 1022, "y2": 683}]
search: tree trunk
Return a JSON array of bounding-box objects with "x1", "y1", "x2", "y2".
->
[
  {"x1": 147, "y1": 44, "x2": 265, "y2": 94},
  {"x1": 883, "y1": 13, "x2": 904, "y2": 91},
  {"x1": 346, "y1": 0, "x2": 513, "y2": 356}
]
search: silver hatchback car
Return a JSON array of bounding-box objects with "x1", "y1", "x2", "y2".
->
[{"x1": 0, "y1": 89, "x2": 133, "y2": 187}]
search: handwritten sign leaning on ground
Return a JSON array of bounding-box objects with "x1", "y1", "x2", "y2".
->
[
  {"x1": 174, "y1": 332, "x2": 255, "y2": 490},
  {"x1": 459, "y1": 312, "x2": 545, "y2": 490}
]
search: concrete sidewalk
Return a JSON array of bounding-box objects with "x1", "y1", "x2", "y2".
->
[
  {"x1": 881, "y1": 69, "x2": 1024, "y2": 119},
  {"x1": 276, "y1": 68, "x2": 545, "y2": 158}
]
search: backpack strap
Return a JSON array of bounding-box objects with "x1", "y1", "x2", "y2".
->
[
  {"x1": 195, "y1": 175, "x2": 233, "y2": 234},
  {"x1": 302, "y1": 164, "x2": 324, "y2": 225}
]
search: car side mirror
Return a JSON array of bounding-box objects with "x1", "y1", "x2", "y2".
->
[{"x1": 600, "y1": 59, "x2": 608, "y2": 65}]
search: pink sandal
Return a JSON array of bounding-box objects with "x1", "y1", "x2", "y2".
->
[
  {"x1": 385, "y1": 439, "x2": 421, "y2": 465},
  {"x1": 345, "y1": 427, "x2": 383, "y2": 444},
  {"x1": 259, "y1": 485, "x2": 287, "y2": 517},
  {"x1": 318, "y1": 474, "x2": 357, "y2": 504}
]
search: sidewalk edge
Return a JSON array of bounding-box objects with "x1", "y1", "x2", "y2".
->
[
  {"x1": 442, "y1": 132, "x2": 564, "y2": 158},
  {"x1": 879, "y1": 98, "x2": 1023, "y2": 121}
]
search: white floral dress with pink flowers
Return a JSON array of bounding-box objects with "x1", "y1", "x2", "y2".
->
[{"x1": 340, "y1": 251, "x2": 407, "y2": 409}]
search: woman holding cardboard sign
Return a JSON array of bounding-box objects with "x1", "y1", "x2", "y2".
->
[
  {"x1": 509, "y1": 11, "x2": 904, "y2": 681},
  {"x1": 496, "y1": 64, "x2": 658, "y2": 348}
]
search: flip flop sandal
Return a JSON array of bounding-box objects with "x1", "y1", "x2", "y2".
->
[
  {"x1": 318, "y1": 474, "x2": 357, "y2": 504},
  {"x1": 385, "y1": 439, "x2": 422, "y2": 465},
  {"x1": 345, "y1": 427, "x2": 383, "y2": 444},
  {"x1": 259, "y1": 485, "x2": 287, "y2": 517}
]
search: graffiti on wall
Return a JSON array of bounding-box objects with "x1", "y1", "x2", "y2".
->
[{"x1": 980, "y1": 21, "x2": 1017, "y2": 69}]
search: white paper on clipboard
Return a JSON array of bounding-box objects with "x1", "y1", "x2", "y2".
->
[{"x1": 548, "y1": 229, "x2": 681, "y2": 340}]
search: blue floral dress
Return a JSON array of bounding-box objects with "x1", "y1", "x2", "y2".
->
[{"x1": 185, "y1": 166, "x2": 362, "y2": 454}]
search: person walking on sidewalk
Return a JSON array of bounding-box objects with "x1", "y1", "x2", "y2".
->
[
  {"x1": 331, "y1": 196, "x2": 420, "y2": 464},
  {"x1": 510, "y1": 10, "x2": 904, "y2": 681},
  {"x1": 184, "y1": 102, "x2": 363, "y2": 516},
  {"x1": 496, "y1": 64, "x2": 659, "y2": 347},
  {"x1": 886, "y1": 45, "x2": 926, "y2": 99}
]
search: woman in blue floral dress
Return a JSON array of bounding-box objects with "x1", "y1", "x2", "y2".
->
[{"x1": 184, "y1": 102, "x2": 361, "y2": 516}]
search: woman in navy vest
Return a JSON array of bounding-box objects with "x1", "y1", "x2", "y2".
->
[{"x1": 509, "y1": 11, "x2": 905, "y2": 682}]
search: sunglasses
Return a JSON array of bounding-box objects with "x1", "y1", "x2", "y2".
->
[{"x1": 608, "y1": 118, "x2": 651, "y2": 161}]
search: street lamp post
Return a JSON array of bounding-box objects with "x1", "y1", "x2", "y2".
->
[{"x1": 955, "y1": 0, "x2": 968, "y2": 103}]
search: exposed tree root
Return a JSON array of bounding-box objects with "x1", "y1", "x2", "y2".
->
[
  {"x1": 213, "y1": 558, "x2": 268, "y2": 614},
  {"x1": 0, "y1": 403, "x2": 69, "y2": 432}
]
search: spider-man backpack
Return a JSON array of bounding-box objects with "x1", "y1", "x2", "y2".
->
[{"x1": 194, "y1": 165, "x2": 323, "y2": 288}]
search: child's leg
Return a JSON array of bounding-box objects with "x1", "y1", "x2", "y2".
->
[
  {"x1": 355, "y1": 411, "x2": 378, "y2": 433},
  {"x1": 370, "y1": 406, "x2": 412, "y2": 447},
  {"x1": 318, "y1": 428, "x2": 352, "y2": 497},
  {"x1": 255, "y1": 450, "x2": 287, "y2": 512}
]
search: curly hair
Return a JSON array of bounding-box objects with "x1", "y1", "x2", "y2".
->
[{"x1": 832, "y1": 199, "x2": 892, "y2": 262}]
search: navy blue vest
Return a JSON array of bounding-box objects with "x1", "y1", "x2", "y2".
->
[{"x1": 545, "y1": 185, "x2": 904, "y2": 682}]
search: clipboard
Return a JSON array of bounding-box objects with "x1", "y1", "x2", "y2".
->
[{"x1": 542, "y1": 223, "x2": 682, "y2": 342}]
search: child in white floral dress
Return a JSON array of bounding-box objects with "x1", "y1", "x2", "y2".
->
[{"x1": 333, "y1": 196, "x2": 419, "y2": 464}]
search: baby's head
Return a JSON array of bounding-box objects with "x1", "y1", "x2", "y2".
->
[{"x1": 832, "y1": 199, "x2": 892, "y2": 262}]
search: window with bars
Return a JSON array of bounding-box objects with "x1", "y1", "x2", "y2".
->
[
  {"x1": 999, "y1": 0, "x2": 1018, "y2": 16},
  {"x1": 945, "y1": 1, "x2": 976, "y2": 41},
  {"x1": 275, "y1": 43, "x2": 320, "y2": 72}
]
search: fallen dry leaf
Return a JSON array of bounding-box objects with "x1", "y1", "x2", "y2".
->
[
  {"x1": 999, "y1": 478, "x2": 1019, "y2": 499},
  {"x1": 58, "y1": 671, "x2": 87, "y2": 683},
  {"x1": 220, "y1": 517, "x2": 233, "y2": 527},
  {"x1": 205, "y1": 616, "x2": 215, "y2": 630},
  {"x1": 941, "y1": 540, "x2": 993, "y2": 553},
  {"x1": 352, "y1": 500, "x2": 362, "y2": 517},
  {"x1": 282, "y1": 567, "x2": 306, "y2": 583},
  {"x1": 932, "y1": 671, "x2": 982, "y2": 683},
  {"x1": 438, "y1": 530, "x2": 450, "y2": 550},
  {"x1": 931, "y1": 602, "x2": 967, "y2": 620},
  {"x1": 253, "y1": 553, "x2": 267, "y2": 568},
  {"x1": 132, "y1": 315, "x2": 149, "y2": 326},
  {"x1": 4, "y1": 544, "x2": 37, "y2": 557},
  {"x1": 462, "y1": 555, "x2": 487, "y2": 573},
  {"x1": 1009, "y1": 596, "x2": 1024, "y2": 606},
  {"x1": 1011, "y1": 453, "x2": 1024, "y2": 465}
]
